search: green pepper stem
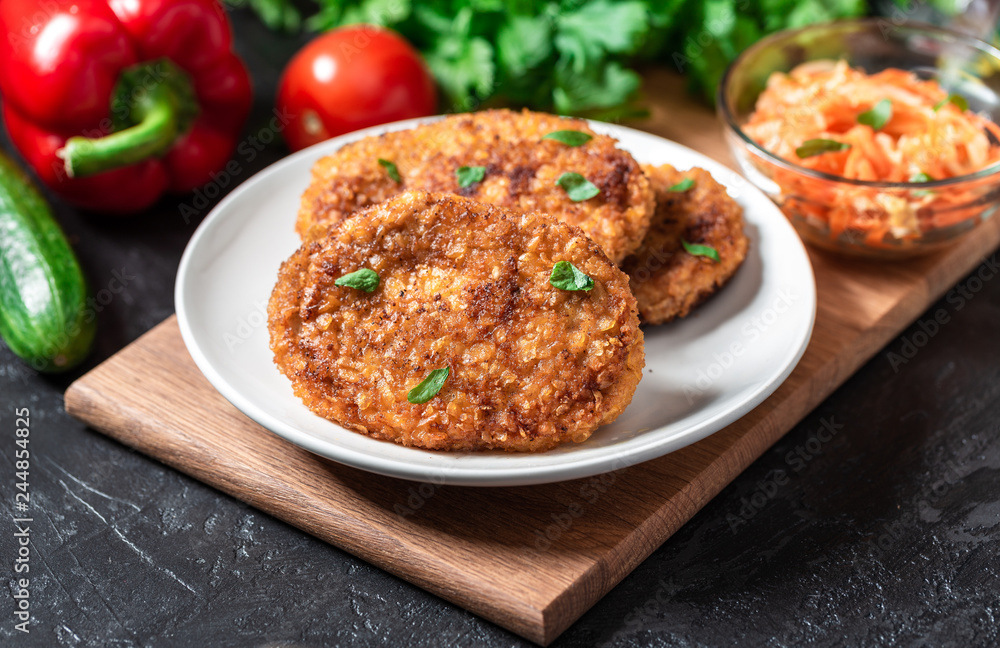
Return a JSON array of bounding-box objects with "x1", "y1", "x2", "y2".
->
[
  {"x1": 60, "y1": 100, "x2": 177, "y2": 178},
  {"x1": 57, "y1": 59, "x2": 198, "y2": 178}
]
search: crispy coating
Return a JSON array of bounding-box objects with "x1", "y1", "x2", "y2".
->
[
  {"x1": 621, "y1": 165, "x2": 749, "y2": 324},
  {"x1": 297, "y1": 109, "x2": 655, "y2": 264},
  {"x1": 270, "y1": 191, "x2": 644, "y2": 452}
]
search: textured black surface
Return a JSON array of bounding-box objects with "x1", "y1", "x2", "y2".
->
[{"x1": 2, "y1": 9, "x2": 1000, "y2": 647}]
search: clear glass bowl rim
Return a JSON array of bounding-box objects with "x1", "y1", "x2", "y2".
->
[{"x1": 717, "y1": 17, "x2": 1000, "y2": 190}]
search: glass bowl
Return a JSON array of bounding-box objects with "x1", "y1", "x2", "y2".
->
[{"x1": 718, "y1": 19, "x2": 1000, "y2": 258}]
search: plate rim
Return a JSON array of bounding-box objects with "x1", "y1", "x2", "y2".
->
[{"x1": 175, "y1": 116, "x2": 817, "y2": 487}]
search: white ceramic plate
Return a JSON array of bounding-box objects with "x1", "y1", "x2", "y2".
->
[{"x1": 175, "y1": 117, "x2": 816, "y2": 487}]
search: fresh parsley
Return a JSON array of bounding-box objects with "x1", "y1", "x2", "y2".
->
[
  {"x1": 236, "y1": 0, "x2": 302, "y2": 32},
  {"x1": 556, "y1": 172, "x2": 600, "y2": 202},
  {"x1": 858, "y1": 99, "x2": 892, "y2": 130},
  {"x1": 934, "y1": 93, "x2": 969, "y2": 112},
  {"x1": 407, "y1": 367, "x2": 449, "y2": 404},
  {"x1": 669, "y1": 178, "x2": 694, "y2": 192},
  {"x1": 335, "y1": 268, "x2": 380, "y2": 292},
  {"x1": 542, "y1": 130, "x2": 593, "y2": 146},
  {"x1": 456, "y1": 165, "x2": 486, "y2": 188},
  {"x1": 796, "y1": 139, "x2": 851, "y2": 159},
  {"x1": 681, "y1": 240, "x2": 720, "y2": 262},
  {"x1": 550, "y1": 261, "x2": 594, "y2": 291},
  {"x1": 251, "y1": 0, "x2": 867, "y2": 115},
  {"x1": 910, "y1": 172, "x2": 935, "y2": 197},
  {"x1": 378, "y1": 158, "x2": 401, "y2": 183}
]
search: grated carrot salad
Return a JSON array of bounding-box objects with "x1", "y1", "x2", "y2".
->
[{"x1": 743, "y1": 60, "x2": 1000, "y2": 246}]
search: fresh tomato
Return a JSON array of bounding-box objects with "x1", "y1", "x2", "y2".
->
[{"x1": 277, "y1": 26, "x2": 437, "y2": 151}]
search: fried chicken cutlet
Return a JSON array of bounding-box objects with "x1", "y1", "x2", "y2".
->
[
  {"x1": 270, "y1": 191, "x2": 645, "y2": 452},
  {"x1": 297, "y1": 109, "x2": 655, "y2": 264},
  {"x1": 622, "y1": 165, "x2": 749, "y2": 324}
]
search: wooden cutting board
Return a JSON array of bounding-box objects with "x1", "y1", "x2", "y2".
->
[{"x1": 64, "y1": 72, "x2": 1000, "y2": 645}]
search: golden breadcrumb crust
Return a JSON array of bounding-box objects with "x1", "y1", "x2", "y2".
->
[
  {"x1": 622, "y1": 165, "x2": 749, "y2": 324},
  {"x1": 297, "y1": 109, "x2": 654, "y2": 264},
  {"x1": 270, "y1": 191, "x2": 644, "y2": 452}
]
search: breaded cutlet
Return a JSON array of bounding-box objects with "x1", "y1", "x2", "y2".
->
[
  {"x1": 621, "y1": 165, "x2": 749, "y2": 324},
  {"x1": 296, "y1": 109, "x2": 655, "y2": 264},
  {"x1": 269, "y1": 191, "x2": 644, "y2": 452}
]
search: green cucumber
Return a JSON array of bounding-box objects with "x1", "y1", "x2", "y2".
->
[{"x1": 0, "y1": 151, "x2": 95, "y2": 372}]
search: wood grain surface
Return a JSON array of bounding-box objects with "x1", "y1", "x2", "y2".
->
[{"x1": 64, "y1": 72, "x2": 1000, "y2": 645}]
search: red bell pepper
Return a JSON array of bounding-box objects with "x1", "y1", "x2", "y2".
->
[{"x1": 0, "y1": 0, "x2": 252, "y2": 213}]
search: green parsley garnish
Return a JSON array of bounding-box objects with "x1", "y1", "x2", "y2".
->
[
  {"x1": 669, "y1": 178, "x2": 694, "y2": 192},
  {"x1": 378, "y1": 158, "x2": 401, "y2": 183},
  {"x1": 910, "y1": 172, "x2": 935, "y2": 197},
  {"x1": 334, "y1": 268, "x2": 380, "y2": 293},
  {"x1": 681, "y1": 240, "x2": 720, "y2": 263},
  {"x1": 858, "y1": 99, "x2": 893, "y2": 130},
  {"x1": 934, "y1": 93, "x2": 969, "y2": 112},
  {"x1": 549, "y1": 261, "x2": 594, "y2": 291},
  {"x1": 407, "y1": 367, "x2": 449, "y2": 404},
  {"x1": 556, "y1": 172, "x2": 600, "y2": 201},
  {"x1": 795, "y1": 139, "x2": 851, "y2": 159},
  {"x1": 456, "y1": 165, "x2": 486, "y2": 188},
  {"x1": 542, "y1": 130, "x2": 593, "y2": 146}
]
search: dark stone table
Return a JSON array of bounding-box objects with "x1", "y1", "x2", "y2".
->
[{"x1": 2, "y1": 8, "x2": 999, "y2": 647}]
